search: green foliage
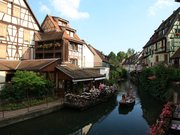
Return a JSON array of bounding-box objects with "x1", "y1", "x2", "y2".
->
[
  {"x1": 0, "y1": 84, "x2": 16, "y2": 102},
  {"x1": 139, "y1": 64, "x2": 179, "y2": 102},
  {"x1": 108, "y1": 50, "x2": 130, "y2": 83},
  {"x1": 108, "y1": 51, "x2": 119, "y2": 67},
  {"x1": 0, "y1": 71, "x2": 54, "y2": 101},
  {"x1": 126, "y1": 48, "x2": 135, "y2": 57},
  {"x1": 117, "y1": 51, "x2": 127, "y2": 63}
]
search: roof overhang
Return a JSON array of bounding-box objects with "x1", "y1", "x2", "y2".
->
[
  {"x1": 72, "y1": 78, "x2": 94, "y2": 83},
  {"x1": 94, "y1": 76, "x2": 106, "y2": 81}
]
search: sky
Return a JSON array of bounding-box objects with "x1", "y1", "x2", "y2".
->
[{"x1": 28, "y1": 0, "x2": 180, "y2": 55}]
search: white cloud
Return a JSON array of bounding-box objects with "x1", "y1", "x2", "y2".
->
[
  {"x1": 39, "y1": 2, "x2": 51, "y2": 15},
  {"x1": 51, "y1": 0, "x2": 89, "y2": 20},
  {"x1": 148, "y1": 0, "x2": 174, "y2": 16}
]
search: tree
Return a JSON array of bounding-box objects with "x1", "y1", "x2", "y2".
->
[
  {"x1": 108, "y1": 51, "x2": 119, "y2": 67},
  {"x1": 0, "y1": 71, "x2": 54, "y2": 101},
  {"x1": 127, "y1": 48, "x2": 135, "y2": 57},
  {"x1": 117, "y1": 51, "x2": 126, "y2": 63}
]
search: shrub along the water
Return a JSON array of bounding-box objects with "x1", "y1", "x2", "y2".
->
[
  {"x1": 0, "y1": 71, "x2": 54, "y2": 102},
  {"x1": 139, "y1": 64, "x2": 180, "y2": 102}
]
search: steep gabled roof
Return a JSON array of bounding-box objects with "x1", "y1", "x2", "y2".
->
[
  {"x1": 51, "y1": 16, "x2": 83, "y2": 43},
  {"x1": 171, "y1": 47, "x2": 180, "y2": 59},
  {"x1": 122, "y1": 53, "x2": 142, "y2": 65},
  {"x1": 24, "y1": 0, "x2": 42, "y2": 31},
  {"x1": 40, "y1": 15, "x2": 84, "y2": 44},
  {"x1": 88, "y1": 45, "x2": 109, "y2": 63},
  {"x1": 143, "y1": 7, "x2": 180, "y2": 48}
]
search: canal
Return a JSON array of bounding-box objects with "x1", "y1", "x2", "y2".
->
[{"x1": 0, "y1": 81, "x2": 163, "y2": 135}]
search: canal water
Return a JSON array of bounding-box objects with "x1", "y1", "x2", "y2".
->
[{"x1": 0, "y1": 81, "x2": 163, "y2": 135}]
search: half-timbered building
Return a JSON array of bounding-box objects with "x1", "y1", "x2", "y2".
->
[
  {"x1": 0, "y1": 0, "x2": 41, "y2": 89},
  {"x1": 35, "y1": 15, "x2": 84, "y2": 67},
  {"x1": 143, "y1": 7, "x2": 180, "y2": 67},
  {"x1": 0, "y1": 0, "x2": 41, "y2": 60}
]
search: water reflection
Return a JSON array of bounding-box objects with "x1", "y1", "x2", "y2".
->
[
  {"x1": 138, "y1": 88, "x2": 163, "y2": 126},
  {"x1": 0, "y1": 97, "x2": 117, "y2": 135},
  {"x1": 0, "y1": 81, "x2": 164, "y2": 135},
  {"x1": 118, "y1": 105, "x2": 134, "y2": 115}
]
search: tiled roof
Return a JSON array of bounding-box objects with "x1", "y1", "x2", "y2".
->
[
  {"x1": 0, "y1": 59, "x2": 60, "y2": 71},
  {"x1": 171, "y1": 47, "x2": 180, "y2": 59},
  {"x1": 144, "y1": 7, "x2": 180, "y2": 48},
  {"x1": 0, "y1": 60, "x2": 20, "y2": 71},
  {"x1": 122, "y1": 53, "x2": 142, "y2": 65},
  {"x1": 36, "y1": 31, "x2": 63, "y2": 42},
  {"x1": 51, "y1": 16, "x2": 83, "y2": 44},
  {"x1": 18, "y1": 59, "x2": 60, "y2": 71},
  {"x1": 56, "y1": 63, "x2": 105, "y2": 80},
  {"x1": 92, "y1": 47, "x2": 109, "y2": 63}
]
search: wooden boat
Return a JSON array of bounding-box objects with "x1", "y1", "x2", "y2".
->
[{"x1": 119, "y1": 97, "x2": 135, "y2": 107}]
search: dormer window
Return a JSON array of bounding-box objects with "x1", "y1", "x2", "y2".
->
[
  {"x1": 58, "y1": 21, "x2": 62, "y2": 26},
  {"x1": 58, "y1": 20, "x2": 66, "y2": 26},
  {"x1": 70, "y1": 31, "x2": 73, "y2": 37},
  {"x1": 66, "y1": 30, "x2": 74, "y2": 38}
]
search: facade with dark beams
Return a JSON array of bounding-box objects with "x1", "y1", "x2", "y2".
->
[
  {"x1": 0, "y1": 2, "x2": 106, "y2": 95},
  {"x1": 35, "y1": 15, "x2": 84, "y2": 68},
  {"x1": 143, "y1": 7, "x2": 180, "y2": 67},
  {"x1": 0, "y1": 0, "x2": 41, "y2": 89}
]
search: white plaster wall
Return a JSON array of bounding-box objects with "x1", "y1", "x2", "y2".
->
[
  {"x1": 100, "y1": 67, "x2": 110, "y2": 80},
  {"x1": 0, "y1": 71, "x2": 6, "y2": 90},
  {"x1": 82, "y1": 44, "x2": 94, "y2": 68}
]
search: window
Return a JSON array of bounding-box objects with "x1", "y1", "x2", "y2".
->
[
  {"x1": 58, "y1": 21, "x2": 62, "y2": 26},
  {"x1": 175, "y1": 28, "x2": 180, "y2": 33},
  {"x1": 164, "y1": 54, "x2": 168, "y2": 63},
  {"x1": 13, "y1": 6, "x2": 20, "y2": 18},
  {"x1": 0, "y1": 1, "x2": 7, "y2": 13},
  {"x1": 70, "y1": 59, "x2": 78, "y2": 66},
  {"x1": 66, "y1": 30, "x2": 74, "y2": 37},
  {"x1": 0, "y1": 23, "x2": 7, "y2": 37},
  {"x1": 70, "y1": 32, "x2": 73, "y2": 37},
  {"x1": 66, "y1": 30, "x2": 70, "y2": 35},
  {"x1": 24, "y1": 29, "x2": 30, "y2": 42},
  {"x1": 156, "y1": 55, "x2": 159, "y2": 62},
  {"x1": 69, "y1": 43, "x2": 78, "y2": 51}
]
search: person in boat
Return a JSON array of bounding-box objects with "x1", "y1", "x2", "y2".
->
[
  {"x1": 126, "y1": 91, "x2": 135, "y2": 100},
  {"x1": 121, "y1": 94, "x2": 126, "y2": 103}
]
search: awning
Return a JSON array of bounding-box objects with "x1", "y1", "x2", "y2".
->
[
  {"x1": 94, "y1": 76, "x2": 106, "y2": 81},
  {"x1": 72, "y1": 78, "x2": 93, "y2": 83}
]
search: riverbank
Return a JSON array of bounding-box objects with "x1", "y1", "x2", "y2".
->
[{"x1": 0, "y1": 99, "x2": 64, "y2": 128}]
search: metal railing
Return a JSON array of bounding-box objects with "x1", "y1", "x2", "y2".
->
[{"x1": 0, "y1": 96, "x2": 64, "y2": 119}]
